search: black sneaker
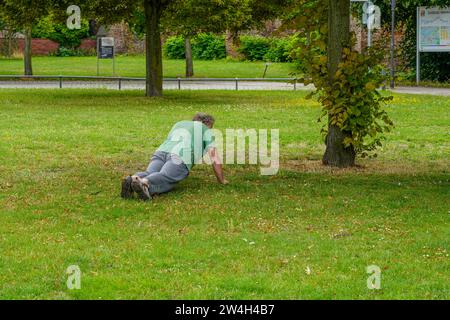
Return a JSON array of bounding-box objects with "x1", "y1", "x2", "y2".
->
[
  {"x1": 120, "y1": 176, "x2": 133, "y2": 199},
  {"x1": 131, "y1": 176, "x2": 151, "y2": 201}
]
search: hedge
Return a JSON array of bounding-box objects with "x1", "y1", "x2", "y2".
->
[
  {"x1": 164, "y1": 34, "x2": 294, "y2": 62},
  {"x1": 164, "y1": 33, "x2": 226, "y2": 60}
]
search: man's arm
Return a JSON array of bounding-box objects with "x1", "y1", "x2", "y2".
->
[{"x1": 207, "y1": 147, "x2": 228, "y2": 185}]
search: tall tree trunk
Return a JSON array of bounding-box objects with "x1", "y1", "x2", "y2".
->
[
  {"x1": 225, "y1": 30, "x2": 242, "y2": 59},
  {"x1": 24, "y1": 26, "x2": 33, "y2": 76},
  {"x1": 8, "y1": 31, "x2": 13, "y2": 57},
  {"x1": 185, "y1": 36, "x2": 194, "y2": 77},
  {"x1": 322, "y1": 0, "x2": 355, "y2": 167},
  {"x1": 7, "y1": 27, "x2": 14, "y2": 57},
  {"x1": 144, "y1": 0, "x2": 163, "y2": 97}
]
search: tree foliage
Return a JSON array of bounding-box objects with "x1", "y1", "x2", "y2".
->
[
  {"x1": 32, "y1": 15, "x2": 90, "y2": 48},
  {"x1": 287, "y1": 0, "x2": 394, "y2": 159},
  {"x1": 0, "y1": 0, "x2": 51, "y2": 29}
]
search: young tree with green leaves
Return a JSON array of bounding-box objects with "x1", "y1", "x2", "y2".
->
[
  {"x1": 0, "y1": 0, "x2": 53, "y2": 75},
  {"x1": 63, "y1": 0, "x2": 193, "y2": 96},
  {"x1": 288, "y1": 0, "x2": 394, "y2": 167},
  {"x1": 124, "y1": 0, "x2": 288, "y2": 91},
  {"x1": 163, "y1": 0, "x2": 239, "y2": 77},
  {"x1": 55, "y1": 0, "x2": 168, "y2": 97},
  {"x1": 223, "y1": 0, "x2": 288, "y2": 58},
  {"x1": 142, "y1": 0, "x2": 171, "y2": 96}
]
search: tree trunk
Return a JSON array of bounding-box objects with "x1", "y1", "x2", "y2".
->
[
  {"x1": 8, "y1": 31, "x2": 13, "y2": 57},
  {"x1": 225, "y1": 30, "x2": 242, "y2": 59},
  {"x1": 185, "y1": 36, "x2": 194, "y2": 77},
  {"x1": 7, "y1": 27, "x2": 14, "y2": 57},
  {"x1": 144, "y1": 0, "x2": 163, "y2": 97},
  {"x1": 24, "y1": 26, "x2": 33, "y2": 76},
  {"x1": 322, "y1": 0, "x2": 355, "y2": 167}
]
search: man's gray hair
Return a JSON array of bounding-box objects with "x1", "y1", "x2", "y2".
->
[{"x1": 193, "y1": 112, "x2": 215, "y2": 127}]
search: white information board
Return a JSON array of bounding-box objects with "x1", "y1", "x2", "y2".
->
[{"x1": 418, "y1": 6, "x2": 450, "y2": 52}]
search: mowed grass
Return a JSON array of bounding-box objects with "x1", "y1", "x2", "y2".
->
[
  {"x1": 0, "y1": 89, "x2": 448, "y2": 300},
  {"x1": 0, "y1": 56, "x2": 294, "y2": 78}
]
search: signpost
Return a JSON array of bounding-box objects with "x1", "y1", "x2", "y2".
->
[
  {"x1": 353, "y1": 1, "x2": 397, "y2": 88},
  {"x1": 363, "y1": 1, "x2": 373, "y2": 47},
  {"x1": 416, "y1": 6, "x2": 450, "y2": 84},
  {"x1": 353, "y1": 0, "x2": 380, "y2": 48},
  {"x1": 390, "y1": 0, "x2": 396, "y2": 89},
  {"x1": 97, "y1": 37, "x2": 115, "y2": 76}
]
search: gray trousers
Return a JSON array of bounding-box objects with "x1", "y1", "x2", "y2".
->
[{"x1": 135, "y1": 151, "x2": 189, "y2": 195}]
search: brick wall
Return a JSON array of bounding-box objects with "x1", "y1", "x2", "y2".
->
[
  {"x1": 0, "y1": 38, "x2": 97, "y2": 56},
  {"x1": 17, "y1": 38, "x2": 59, "y2": 55},
  {"x1": 79, "y1": 39, "x2": 96, "y2": 51}
]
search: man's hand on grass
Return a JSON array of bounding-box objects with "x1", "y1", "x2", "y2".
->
[{"x1": 209, "y1": 147, "x2": 228, "y2": 185}]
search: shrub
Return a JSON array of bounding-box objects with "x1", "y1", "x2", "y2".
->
[
  {"x1": 164, "y1": 35, "x2": 185, "y2": 59},
  {"x1": 163, "y1": 33, "x2": 226, "y2": 60},
  {"x1": 32, "y1": 15, "x2": 90, "y2": 49},
  {"x1": 239, "y1": 36, "x2": 295, "y2": 62},
  {"x1": 51, "y1": 46, "x2": 93, "y2": 57},
  {"x1": 239, "y1": 36, "x2": 271, "y2": 61},
  {"x1": 292, "y1": 29, "x2": 394, "y2": 158},
  {"x1": 163, "y1": 34, "x2": 296, "y2": 63},
  {"x1": 264, "y1": 37, "x2": 294, "y2": 62},
  {"x1": 192, "y1": 33, "x2": 226, "y2": 60}
]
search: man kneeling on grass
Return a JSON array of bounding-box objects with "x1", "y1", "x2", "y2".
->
[{"x1": 121, "y1": 112, "x2": 227, "y2": 201}]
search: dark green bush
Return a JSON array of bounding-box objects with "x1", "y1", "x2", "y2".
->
[
  {"x1": 265, "y1": 38, "x2": 294, "y2": 62},
  {"x1": 163, "y1": 33, "x2": 295, "y2": 63},
  {"x1": 32, "y1": 15, "x2": 90, "y2": 49},
  {"x1": 163, "y1": 33, "x2": 226, "y2": 60},
  {"x1": 51, "y1": 46, "x2": 93, "y2": 57},
  {"x1": 192, "y1": 33, "x2": 226, "y2": 60},
  {"x1": 239, "y1": 36, "x2": 271, "y2": 61},
  {"x1": 164, "y1": 35, "x2": 185, "y2": 59},
  {"x1": 238, "y1": 36, "x2": 295, "y2": 62}
]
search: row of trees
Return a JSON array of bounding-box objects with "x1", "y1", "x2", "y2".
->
[
  {"x1": 1, "y1": 0, "x2": 447, "y2": 94},
  {"x1": 0, "y1": 0, "x2": 286, "y2": 94},
  {"x1": 0, "y1": 0, "x2": 448, "y2": 167}
]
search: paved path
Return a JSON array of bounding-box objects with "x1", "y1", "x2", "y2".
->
[
  {"x1": 0, "y1": 80, "x2": 312, "y2": 91},
  {"x1": 390, "y1": 86, "x2": 450, "y2": 97},
  {"x1": 0, "y1": 80, "x2": 449, "y2": 96}
]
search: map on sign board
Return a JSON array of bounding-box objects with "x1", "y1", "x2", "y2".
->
[
  {"x1": 418, "y1": 6, "x2": 450, "y2": 52},
  {"x1": 98, "y1": 37, "x2": 115, "y2": 59},
  {"x1": 101, "y1": 37, "x2": 114, "y2": 47}
]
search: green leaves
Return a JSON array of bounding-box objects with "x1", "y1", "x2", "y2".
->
[{"x1": 290, "y1": 2, "x2": 395, "y2": 158}]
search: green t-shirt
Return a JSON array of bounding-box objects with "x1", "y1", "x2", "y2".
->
[{"x1": 157, "y1": 120, "x2": 215, "y2": 170}]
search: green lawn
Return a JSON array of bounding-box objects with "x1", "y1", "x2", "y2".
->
[
  {"x1": 0, "y1": 56, "x2": 294, "y2": 78},
  {"x1": 0, "y1": 89, "x2": 448, "y2": 299}
]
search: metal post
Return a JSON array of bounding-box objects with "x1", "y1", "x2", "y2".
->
[
  {"x1": 96, "y1": 38, "x2": 100, "y2": 76},
  {"x1": 416, "y1": 7, "x2": 421, "y2": 86},
  {"x1": 263, "y1": 63, "x2": 269, "y2": 78},
  {"x1": 235, "y1": 78, "x2": 238, "y2": 91},
  {"x1": 59, "y1": 76, "x2": 62, "y2": 89},
  {"x1": 390, "y1": 0, "x2": 396, "y2": 89},
  {"x1": 367, "y1": 1, "x2": 373, "y2": 47},
  {"x1": 293, "y1": 80, "x2": 297, "y2": 91},
  {"x1": 177, "y1": 77, "x2": 181, "y2": 90},
  {"x1": 416, "y1": 51, "x2": 420, "y2": 86},
  {"x1": 118, "y1": 77, "x2": 121, "y2": 90}
]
